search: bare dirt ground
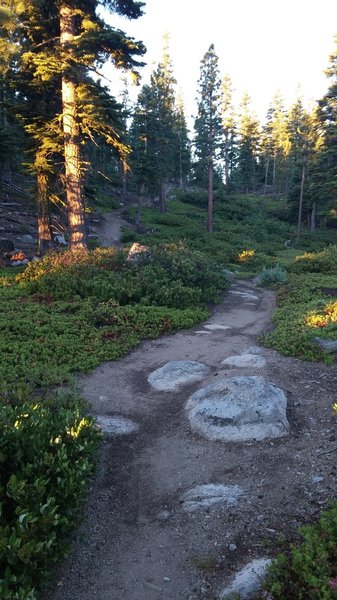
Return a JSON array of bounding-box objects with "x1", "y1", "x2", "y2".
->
[
  {"x1": 94, "y1": 210, "x2": 131, "y2": 248},
  {"x1": 44, "y1": 279, "x2": 337, "y2": 600}
]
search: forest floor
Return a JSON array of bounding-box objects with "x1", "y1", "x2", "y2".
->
[
  {"x1": 43, "y1": 256, "x2": 337, "y2": 599},
  {"x1": 94, "y1": 210, "x2": 130, "y2": 248}
]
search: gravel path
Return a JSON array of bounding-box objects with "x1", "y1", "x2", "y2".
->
[{"x1": 44, "y1": 280, "x2": 337, "y2": 600}]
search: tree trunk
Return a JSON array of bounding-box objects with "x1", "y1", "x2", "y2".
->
[
  {"x1": 37, "y1": 169, "x2": 53, "y2": 254},
  {"x1": 224, "y1": 135, "x2": 230, "y2": 189},
  {"x1": 310, "y1": 202, "x2": 316, "y2": 230},
  {"x1": 263, "y1": 154, "x2": 270, "y2": 196},
  {"x1": 272, "y1": 154, "x2": 276, "y2": 196},
  {"x1": 296, "y1": 162, "x2": 306, "y2": 240},
  {"x1": 136, "y1": 183, "x2": 144, "y2": 228},
  {"x1": 207, "y1": 158, "x2": 213, "y2": 233},
  {"x1": 159, "y1": 180, "x2": 166, "y2": 213},
  {"x1": 60, "y1": 3, "x2": 87, "y2": 250}
]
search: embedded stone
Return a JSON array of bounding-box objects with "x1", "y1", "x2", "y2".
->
[
  {"x1": 229, "y1": 290, "x2": 258, "y2": 300},
  {"x1": 222, "y1": 354, "x2": 267, "y2": 368},
  {"x1": 96, "y1": 415, "x2": 139, "y2": 436},
  {"x1": 314, "y1": 337, "x2": 337, "y2": 353},
  {"x1": 180, "y1": 484, "x2": 243, "y2": 512},
  {"x1": 186, "y1": 376, "x2": 288, "y2": 442},
  {"x1": 203, "y1": 324, "x2": 232, "y2": 331},
  {"x1": 148, "y1": 361, "x2": 210, "y2": 392},
  {"x1": 220, "y1": 558, "x2": 272, "y2": 599}
]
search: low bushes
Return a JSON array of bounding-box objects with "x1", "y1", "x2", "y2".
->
[
  {"x1": 291, "y1": 246, "x2": 337, "y2": 275},
  {"x1": 0, "y1": 246, "x2": 225, "y2": 386},
  {"x1": 262, "y1": 273, "x2": 337, "y2": 362},
  {"x1": 262, "y1": 502, "x2": 337, "y2": 599},
  {"x1": 0, "y1": 385, "x2": 100, "y2": 599}
]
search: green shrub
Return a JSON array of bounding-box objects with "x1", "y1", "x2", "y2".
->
[
  {"x1": 291, "y1": 246, "x2": 337, "y2": 275},
  {"x1": 259, "y1": 264, "x2": 288, "y2": 286},
  {"x1": 262, "y1": 502, "x2": 337, "y2": 599},
  {"x1": 0, "y1": 385, "x2": 100, "y2": 599},
  {"x1": 262, "y1": 273, "x2": 337, "y2": 362}
]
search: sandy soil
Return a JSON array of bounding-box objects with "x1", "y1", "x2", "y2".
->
[{"x1": 44, "y1": 280, "x2": 337, "y2": 600}]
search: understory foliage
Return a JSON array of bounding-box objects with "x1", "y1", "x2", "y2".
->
[
  {"x1": 0, "y1": 246, "x2": 227, "y2": 386},
  {"x1": 0, "y1": 385, "x2": 100, "y2": 600},
  {"x1": 261, "y1": 502, "x2": 337, "y2": 599},
  {"x1": 262, "y1": 247, "x2": 337, "y2": 362}
]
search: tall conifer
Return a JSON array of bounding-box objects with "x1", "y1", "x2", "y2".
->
[{"x1": 194, "y1": 44, "x2": 222, "y2": 233}]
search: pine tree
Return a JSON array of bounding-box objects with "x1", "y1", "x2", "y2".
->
[
  {"x1": 234, "y1": 92, "x2": 260, "y2": 193},
  {"x1": 130, "y1": 36, "x2": 186, "y2": 212},
  {"x1": 15, "y1": 0, "x2": 145, "y2": 249},
  {"x1": 261, "y1": 92, "x2": 290, "y2": 196},
  {"x1": 174, "y1": 94, "x2": 191, "y2": 188},
  {"x1": 194, "y1": 44, "x2": 222, "y2": 232},
  {"x1": 315, "y1": 37, "x2": 337, "y2": 223},
  {"x1": 287, "y1": 99, "x2": 323, "y2": 236},
  {"x1": 220, "y1": 74, "x2": 236, "y2": 189}
]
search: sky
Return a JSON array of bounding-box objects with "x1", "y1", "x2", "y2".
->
[{"x1": 103, "y1": 0, "x2": 337, "y2": 124}]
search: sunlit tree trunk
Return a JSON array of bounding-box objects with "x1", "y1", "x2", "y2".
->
[
  {"x1": 37, "y1": 168, "x2": 53, "y2": 254},
  {"x1": 296, "y1": 162, "x2": 306, "y2": 240},
  {"x1": 60, "y1": 3, "x2": 87, "y2": 250},
  {"x1": 207, "y1": 157, "x2": 213, "y2": 233}
]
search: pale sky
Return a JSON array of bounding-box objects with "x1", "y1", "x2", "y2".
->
[{"x1": 103, "y1": 0, "x2": 337, "y2": 123}]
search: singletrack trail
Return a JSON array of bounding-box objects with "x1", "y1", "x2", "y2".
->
[{"x1": 45, "y1": 280, "x2": 336, "y2": 600}]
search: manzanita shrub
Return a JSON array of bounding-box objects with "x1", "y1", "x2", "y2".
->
[
  {"x1": 0, "y1": 384, "x2": 100, "y2": 599},
  {"x1": 261, "y1": 502, "x2": 337, "y2": 599}
]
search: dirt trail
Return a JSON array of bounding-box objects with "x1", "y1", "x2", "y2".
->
[
  {"x1": 95, "y1": 210, "x2": 130, "y2": 248},
  {"x1": 45, "y1": 281, "x2": 337, "y2": 600}
]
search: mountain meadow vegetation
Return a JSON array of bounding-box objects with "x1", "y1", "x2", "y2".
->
[{"x1": 0, "y1": 0, "x2": 337, "y2": 597}]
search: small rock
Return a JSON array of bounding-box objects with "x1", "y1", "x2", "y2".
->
[
  {"x1": 95, "y1": 415, "x2": 139, "y2": 436},
  {"x1": 204, "y1": 324, "x2": 232, "y2": 331},
  {"x1": 245, "y1": 346, "x2": 263, "y2": 354},
  {"x1": 163, "y1": 577, "x2": 170, "y2": 582},
  {"x1": 229, "y1": 290, "x2": 259, "y2": 300},
  {"x1": 220, "y1": 558, "x2": 272, "y2": 599},
  {"x1": 311, "y1": 476, "x2": 324, "y2": 483},
  {"x1": 314, "y1": 337, "x2": 337, "y2": 353},
  {"x1": 228, "y1": 544, "x2": 237, "y2": 552},
  {"x1": 180, "y1": 484, "x2": 244, "y2": 512},
  {"x1": 222, "y1": 354, "x2": 267, "y2": 368}
]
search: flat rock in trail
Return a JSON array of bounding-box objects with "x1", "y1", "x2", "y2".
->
[
  {"x1": 220, "y1": 558, "x2": 272, "y2": 599},
  {"x1": 95, "y1": 415, "x2": 139, "y2": 436},
  {"x1": 148, "y1": 360, "x2": 210, "y2": 392},
  {"x1": 203, "y1": 324, "x2": 232, "y2": 331},
  {"x1": 222, "y1": 353, "x2": 267, "y2": 368},
  {"x1": 229, "y1": 290, "x2": 259, "y2": 301},
  {"x1": 180, "y1": 483, "x2": 244, "y2": 512},
  {"x1": 186, "y1": 375, "x2": 289, "y2": 442}
]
